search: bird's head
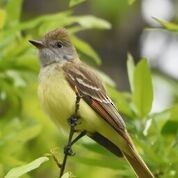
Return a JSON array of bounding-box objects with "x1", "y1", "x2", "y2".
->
[{"x1": 29, "y1": 28, "x2": 77, "y2": 67}]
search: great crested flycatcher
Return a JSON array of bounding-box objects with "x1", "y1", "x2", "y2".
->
[{"x1": 29, "y1": 28, "x2": 154, "y2": 178}]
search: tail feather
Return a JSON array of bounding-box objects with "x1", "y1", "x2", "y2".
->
[
  {"x1": 90, "y1": 132, "x2": 154, "y2": 178},
  {"x1": 123, "y1": 148, "x2": 154, "y2": 178}
]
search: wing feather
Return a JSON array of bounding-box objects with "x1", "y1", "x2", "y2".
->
[{"x1": 62, "y1": 61, "x2": 133, "y2": 146}]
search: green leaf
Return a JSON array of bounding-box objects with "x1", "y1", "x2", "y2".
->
[
  {"x1": 72, "y1": 36, "x2": 101, "y2": 65},
  {"x1": 38, "y1": 12, "x2": 74, "y2": 35},
  {"x1": 69, "y1": 0, "x2": 86, "y2": 7},
  {"x1": 107, "y1": 86, "x2": 133, "y2": 117},
  {"x1": 82, "y1": 142, "x2": 111, "y2": 155},
  {"x1": 76, "y1": 156, "x2": 125, "y2": 170},
  {"x1": 161, "y1": 120, "x2": 178, "y2": 135},
  {"x1": 14, "y1": 125, "x2": 42, "y2": 144},
  {"x1": 76, "y1": 15, "x2": 111, "y2": 29},
  {"x1": 0, "y1": 9, "x2": 6, "y2": 29},
  {"x1": 132, "y1": 59, "x2": 153, "y2": 118},
  {"x1": 170, "y1": 105, "x2": 178, "y2": 120},
  {"x1": 3, "y1": 11, "x2": 72, "y2": 36},
  {"x1": 127, "y1": 53, "x2": 135, "y2": 92},
  {"x1": 128, "y1": 0, "x2": 135, "y2": 5},
  {"x1": 153, "y1": 17, "x2": 178, "y2": 32},
  {"x1": 5, "y1": 0, "x2": 23, "y2": 24},
  {"x1": 95, "y1": 70, "x2": 115, "y2": 86},
  {"x1": 4, "y1": 157, "x2": 49, "y2": 178}
]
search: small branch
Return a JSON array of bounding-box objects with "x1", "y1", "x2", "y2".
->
[
  {"x1": 50, "y1": 150, "x2": 61, "y2": 169},
  {"x1": 59, "y1": 123, "x2": 75, "y2": 178},
  {"x1": 59, "y1": 92, "x2": 85, "y2": 178}
]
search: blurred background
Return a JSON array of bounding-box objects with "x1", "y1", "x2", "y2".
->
[{"x1": 0, "y1": 0, "x2": 178, "y2": 178}]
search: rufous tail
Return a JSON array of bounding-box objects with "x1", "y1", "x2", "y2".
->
[{"x1": 123, "y1": 147, "x2": 154, "y2": 178}]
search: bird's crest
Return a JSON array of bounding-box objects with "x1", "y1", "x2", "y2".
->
[{"x1": 45, "y1": 28, "x2": 70, "y2": 43}]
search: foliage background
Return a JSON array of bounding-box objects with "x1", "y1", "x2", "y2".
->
[{"x1": 0, "y1": 0, "x2": 178, "y2": 178}]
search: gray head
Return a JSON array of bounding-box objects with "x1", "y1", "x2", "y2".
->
[{"x1": 29, "y1": 28, "x2": 78, "y2": 67}]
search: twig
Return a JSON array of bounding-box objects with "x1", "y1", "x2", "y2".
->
[{"x1": 59, "y1": 92, "x2": 86, "y2": 178}]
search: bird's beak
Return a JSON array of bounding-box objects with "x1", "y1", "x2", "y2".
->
[{"x1": 29, "y1": 40, "x2": 44, "y2": 48}]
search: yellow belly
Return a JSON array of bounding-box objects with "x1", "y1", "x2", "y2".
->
[
  {"x1": 38, "y1": 63, "x2": 129, "y2": 153},
  {"x1": 38, "y1": 64, "x2": 100, "y2": 133}
]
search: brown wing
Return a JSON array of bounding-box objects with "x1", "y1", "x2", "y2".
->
[{"x1": 62, "y1": 61, "x2": 133, "y2": 147}]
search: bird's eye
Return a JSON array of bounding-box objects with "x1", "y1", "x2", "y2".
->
[{"x1": 56, "y1": 42, "x2": 63, "y2": 48}]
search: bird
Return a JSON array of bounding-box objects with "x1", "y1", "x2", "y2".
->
[{"x1": 29, "y1": 28, "x2": 154, "y2": 178}]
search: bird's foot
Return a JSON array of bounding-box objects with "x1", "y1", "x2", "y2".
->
[
  {"x1": 68, "y1": 115, "x2": 80, "y2": 127},
  {"x1": 64, "y1": 145, "x2": 75, "y2": 156}
]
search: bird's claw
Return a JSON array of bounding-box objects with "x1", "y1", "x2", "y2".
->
[
  {"x1": 68, "y1": 115, "x2": 80, "y2": 127},
  {"x1": 64, "y1": 145, "x2": 75, "y2": 156}
]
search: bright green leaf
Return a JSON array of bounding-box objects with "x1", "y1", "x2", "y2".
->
[
  {"x1": 4, "y1": 157, "x2": 49, "y2": 178},
  {"x1": 127, "y1": 53, "x2": 135, "y2": 92},
  {"x1": 132, "y1": 59, "x2": 153, "y2": 118},
  {"x1": 69, "y1": 0, "x2": 86, "y2": 7},
  {"x1": 107, "y1": 86, "x2": 133, "y2": 117},
  {"x1": 38, "y1": 12, "x2": 74, "y2": 35},
  {"x1": 3, "y1": 11, "x2": 72, "y2": 36},
  {"x1": 149, "y1": 109, "x2": 171, "y2": 133},
  {"x1": 5, "y1": 0, "x2": 23, "y2": 24},
  {"x1": 76, "y1": 15, "x2": 111, "y2": 29},
  {"x1": 72, "y1": 36, "x2": 101, "y2": 65},
  {"x1": 95, "y1": 70, "x2": 115, "y2": 86},
  {"x1": 154, "y1": 17, "x2": 178, "y2": 32}
]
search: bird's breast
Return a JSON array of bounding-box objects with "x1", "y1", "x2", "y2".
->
[
  {"x1": 38, "y1": 64, "x2": 76, "y2": 131},
  {"x1": 38, "y1": 64, "x2": 102, "y2": 134}
]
